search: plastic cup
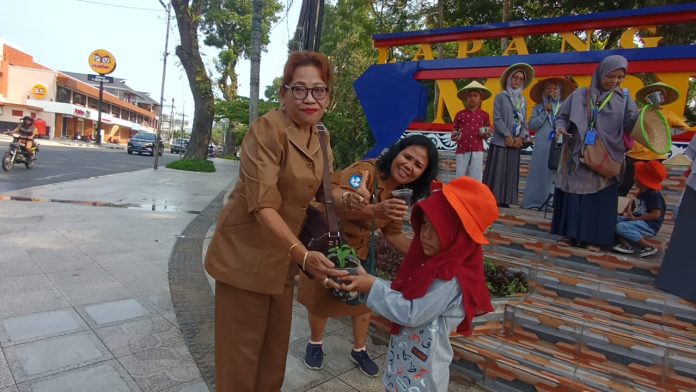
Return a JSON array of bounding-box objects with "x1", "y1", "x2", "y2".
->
[{"x1": 391, "y1": 188, "x2": 413, "y2": 208}]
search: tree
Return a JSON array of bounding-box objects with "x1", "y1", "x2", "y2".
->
[
  {"x1": 171, "y1": 0, "x2": 215, "y2": 160},
  {"x1": 249, "y1": 0, "x2": 263, "y2": 124},
  {"x1": 264, "y1": 77, "x2": 283, "y2": 103},
  {"x1": 202, "y1": 0, "x2": 282, "y2": 101}
]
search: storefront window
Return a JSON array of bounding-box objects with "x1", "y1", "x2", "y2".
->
[
  {"x1": 56, "y1": 87, "x2": 71, "y2": 103},
  {"x1": 112, "y1": 106, "x2": 120, "y2": 117},
  {"x1": 73, "y1": 93, "x2": 86, "y2": 106},
  {"x1": 88, "y1": 97, "x2": 99, "y2": 109}
]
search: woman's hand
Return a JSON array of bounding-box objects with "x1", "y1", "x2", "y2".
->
[
  {"x1": 556, "y1": 127, "x2": 570, "y2": 136},
  {"x1": 339, "y1": 266, "x2": 376, "y2": 294},
  {"x1": 505, "y1": 135, "x2": 515, "y2": 147},
  {"x1": 299, "y1": 250, "x2": 348, "y2": 290},
  {"x1": 513, "y1": 137, "x2": 524, "y2": 149},
  {"x1": 373, "y1": 198, "x2": 408, "y2": 221}
]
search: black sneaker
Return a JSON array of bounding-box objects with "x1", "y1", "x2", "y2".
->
[
  {"x1": 639, "y1": 246, "x2": 658, "y2": 257},
  {"x1": 612, "y1": 244, "x2": 635, "y2": 254},
  {"x1": 350, "y1": 349, "x2": 379, "y2": 377},
  {"x1": 304, "y1": 343, "x2": 324, "y2": 370}
]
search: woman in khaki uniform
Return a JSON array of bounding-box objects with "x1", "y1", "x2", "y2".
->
[
  {"x1": 299, "y1": 135, "x2": 439, "y2": 376},
  {"x1": 205, "y1": 52, "x2": 362, "y2": 392}
]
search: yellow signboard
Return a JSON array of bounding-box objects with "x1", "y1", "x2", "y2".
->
[
  {"x1": 88, "y1": 49, "x2": 117, "y2": 75},
  {"x1": 31, "y1": 84, "x2": 47, "y2": 100}
]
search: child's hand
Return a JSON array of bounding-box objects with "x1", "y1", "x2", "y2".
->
[{"x1": 339, "y1": 266, "x2": 376, "y2": 294}]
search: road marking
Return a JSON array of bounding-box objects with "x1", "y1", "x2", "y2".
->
[{"x1": 34, "y1": 172, "x2": 82, "y2": 181}]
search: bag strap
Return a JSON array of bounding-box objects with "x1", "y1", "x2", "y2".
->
[
  {"x1": 364, "y1": 169, "x2": 378, "y2": 275},
  {"x1": 316, "y1": 124, "x2": 341, "y2": 248}
]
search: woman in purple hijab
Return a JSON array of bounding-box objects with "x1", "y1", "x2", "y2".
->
[{"x1": 551, "y1": 55, "x2": 638, "y2": 249}]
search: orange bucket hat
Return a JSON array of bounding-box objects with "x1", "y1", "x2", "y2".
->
[
  {"x1": 634, "y1": 160, "x2": 668, "y2": 191},
  {"x1": 439, "y1": 177, "x2": 499, "y2": 244}
]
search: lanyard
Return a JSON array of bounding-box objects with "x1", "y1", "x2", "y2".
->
[
  {"x1": 589, "y1": 92, "x2": 613, "y2": 129},
  {"x1": 547, "y1": 102, "x2": 560, "y2": 127}
]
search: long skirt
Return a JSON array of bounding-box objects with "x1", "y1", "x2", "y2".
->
[
  {"x1": 551, "y1": 183, "x2": 618, "y2": 247},
  {"x1": 655, "y1": 186, "x2": 696, "y2": 303},
  {"x1": 522, "y1": 135, "x2": 556, "y2": 209},
  {"x1": 483, "y1": 145, "x2": 520, "y2": 205}
]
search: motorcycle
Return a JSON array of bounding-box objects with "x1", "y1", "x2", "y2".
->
[{"x1": 2, "y1": 134, "x2": 39, "y2": 171}]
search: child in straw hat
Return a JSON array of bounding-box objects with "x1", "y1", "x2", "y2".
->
[
  {"x1": 340, "y1": 176, "x2": 497, "y2": 391},
  {"x1": 452, "y1": 81, "x2": 492, "y2": 181},
  {"x1": 613, "y1": 160, "x2": 667, "y2": 258}
]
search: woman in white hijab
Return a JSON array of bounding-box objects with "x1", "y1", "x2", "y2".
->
[
  {"x1": 552, "y1": 55, "x2": 638, "y2": 250},
  {"x1": 522, "y1": 77, "x2": 575, "y2": 209},
  {"x1": 483, "y1": 63, "x2": 534, "y2": 207}
]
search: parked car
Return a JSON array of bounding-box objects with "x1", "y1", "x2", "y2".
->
[
  {"x1": 170, "y1": 138, "x2": 189, "y2": 154},
  {"x1": 127, "y1": 132, "x2": 163, "y2": 156}
]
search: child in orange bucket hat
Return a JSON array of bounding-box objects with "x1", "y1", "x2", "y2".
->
[
  {"x1": 613, "y1": 160, "x2": 668, "y2": 257},
  {"x1": 340, "y1": 176, "x2": 497, "y2": 391}
]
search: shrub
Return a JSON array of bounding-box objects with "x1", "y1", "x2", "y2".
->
[{"x1": 166, "y1": 159, "x2": 216, "y2": 172}]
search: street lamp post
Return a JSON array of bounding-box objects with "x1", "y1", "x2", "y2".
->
[{"x1": 154, "y1": 0, "x2": 172, "y2": 170}]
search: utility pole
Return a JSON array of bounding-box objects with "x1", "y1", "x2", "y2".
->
[
  {"x1": 154, "y1": 0, "x2": 171, "y2": 170},
  {"x1": 168, "y1": 98, "x2": 175, "y2": 141}
]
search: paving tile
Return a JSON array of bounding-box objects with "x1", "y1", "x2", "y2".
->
[
  {"x1": 0, "y1": 275, "x2": 69, "y2": 319},
  {"x1": 162, "y1": 379, "x2": 208, "y2": 392},
  {"x1": 289, "y1": 313, "x2": 312, "y2": 344},
  {"x1": 4, "y1": 331, "x2": 112, "y2": 382},
  {"x1": 16, "y1": 359, "x2": 141, "y2": 392},
  {"x1": 48, "y1": 269, "x2": 133, "y2": 307},
  {"x1": 0, "y1": 385, "x2": 19, "y2": 392},
  {"x1": 0, "y1": 309, "x2": 88, "y2": 347},
  {"x1": 0, "y1": 351, "x2": 14, "y2": 389},
  {"x1": 331, "y1": 324, "x2": 389, "y2": 357},
  {"x1": 25, "y1": 247, "x2": 98, "y2": 274},
  {"x1": 281, "y1": 353, "x2": 333, "y2": 392},
  {"x1": 304, "y1": 378, "x2": 356, "y2": 391},
  {"x1": 94, "y1": 315, "x2": 185, "y2": 357},
  {"x1": 336, "y1": 365, "x2": 386, "y2": 392},
  {"x1": 80, "y1": 299, "x2": 149, "y2": 327},
  {"x1": 0, "y1": 250, "x2": 42, "y2": 278},
  {"x1": 118, "y1": 344, "x2": 200, "y2": 392}
]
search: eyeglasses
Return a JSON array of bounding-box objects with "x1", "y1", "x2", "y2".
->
[{"x1": 284, "y1": 85, "x2": 329, "y2": 100}]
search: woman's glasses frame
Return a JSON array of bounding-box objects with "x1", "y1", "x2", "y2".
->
[{"x1": 284, "y1": 85, "x2": 329, "y2": 100}]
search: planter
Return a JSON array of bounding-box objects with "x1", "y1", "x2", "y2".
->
[{"x1": 328, "y1": 253, "x2": 363, "y2": 305}]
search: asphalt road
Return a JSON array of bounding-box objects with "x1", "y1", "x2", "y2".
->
[{"x1": 0, "y1": 143, "x2": 181, "y2": 193}]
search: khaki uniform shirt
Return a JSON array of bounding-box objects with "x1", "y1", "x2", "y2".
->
[
  {"x1": 334, "y1": 160, "x2": 401, "y2": 260},
  {"x1": 205, "y1": 109, "x2": 333, "y2": 295}
]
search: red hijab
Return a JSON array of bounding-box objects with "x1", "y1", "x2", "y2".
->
[{"x1": 390, "y1": 190, "x2": 493, "y2": 336}]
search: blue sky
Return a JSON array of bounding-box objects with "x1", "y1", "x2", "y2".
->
[{"x1": 0, "y1": 0, "x2": 301, "y2": 120}]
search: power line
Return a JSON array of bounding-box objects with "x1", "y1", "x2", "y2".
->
[{"x1": 76, "y1": 0, "x2": 164, "y2": 12}]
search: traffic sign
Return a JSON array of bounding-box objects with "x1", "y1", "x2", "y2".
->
[{"x1": 87, "y1": 74, "x2": 114, "y2": 83}]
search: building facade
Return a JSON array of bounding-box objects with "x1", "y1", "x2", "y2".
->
[{"x1": 0, "y1": 44, "x2": 159, "y2": 144}]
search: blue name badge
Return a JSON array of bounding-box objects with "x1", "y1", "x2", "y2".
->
[
  {"x1": 348, "y1": 174, "x2": 362, "y2": 190},
  {"x1": 585, "y1": 129, "x2": 597, "y2": 145}
]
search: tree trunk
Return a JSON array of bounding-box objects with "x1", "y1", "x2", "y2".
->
[
  {"x1": 225, "y1": 125, "x2": 236, "y2": 157},
  {"x1": 171, "y1": 0, "x2": 215, "y2": 160},
  {"x1": 501, "y1": 0, "x2": 511, "y2": 52},
  {"x1": 249, "y1": 0, "x2": 263, "y2": 125}
]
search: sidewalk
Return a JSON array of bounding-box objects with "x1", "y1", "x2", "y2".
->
[{"x1": 0, "y1": 158, "x2": 482, "y2": 392}]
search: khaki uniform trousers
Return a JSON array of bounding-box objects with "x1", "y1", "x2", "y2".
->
[{"x1": 214, "y1": 276, "x2": 294, "y2": 392}]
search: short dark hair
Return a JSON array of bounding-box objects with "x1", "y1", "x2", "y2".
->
[{"x1": 376, "y1": 134, "x2": 439, "y2": 202}]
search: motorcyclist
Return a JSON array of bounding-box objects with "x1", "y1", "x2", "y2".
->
[{"x1": 13, "y1": 116, "x2": 37, "y2": 160}]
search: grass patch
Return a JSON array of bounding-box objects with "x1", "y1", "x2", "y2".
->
[{"x1": 166, "y1": 159, "x2": 216, "y2": 173}]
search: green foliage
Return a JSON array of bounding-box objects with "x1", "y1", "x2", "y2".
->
[
  {"x1": 483, "y1": 258, "x2": 528, "y2": 297},
  {"x1": 166, "y1": 159, "x2": 216, "y2": 172},
  {"x1": 201, "y1": 0, "x2": 283, "y2": 100},
  {"x1": 328, "y1": 244, "x2": 359, "y2": 268}
]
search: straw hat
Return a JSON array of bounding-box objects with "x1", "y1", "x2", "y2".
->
[
  {"x1": 529, "y1": 77, "x2": 575, "y2": 104},
  {"x1": 500, "y1": 63, "x2": 534, "y2": 90},
  {"x1": 634, "y1": 160, "x2": 668, "y2": 191},
  {"x1": 439, "y1": 176, "x2": 499, "y2": 245},
  {"x1": 457, "y1": 81, "x2": 492, "y2": 101},
  {"x1": 636, "y1": 82, "x2": 680, "y2": 106}
]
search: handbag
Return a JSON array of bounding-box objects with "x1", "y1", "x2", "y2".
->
[
  {"x1": 547, "y1": 142, "x2": 562, "y2": 170},
  {"x1": 580, "y1": 90, "x2": 623, "y2": 178},
  {"x1": 298, "y1": 123, "x2": 341, "y2": 272}
]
